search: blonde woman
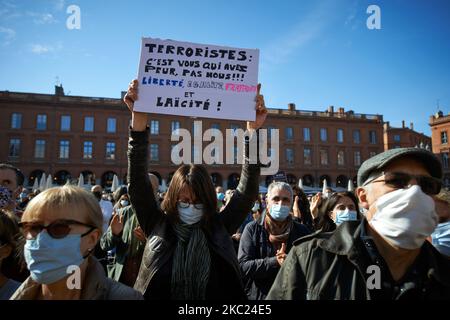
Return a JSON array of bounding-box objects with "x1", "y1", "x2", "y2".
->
[{"x1": 11, "y1": 185, "x2": 143, "y2": 300}]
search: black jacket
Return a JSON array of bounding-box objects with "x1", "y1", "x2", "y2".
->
[
  {"x1": 128, "y1": 128, "x2": 261, "y2": 300},
  {"x1": 267, "y1": 219, "x2": 450, "y2": 300},
  {"x1": 238, "y1": 218, "x2": 311, "y2": 300}
]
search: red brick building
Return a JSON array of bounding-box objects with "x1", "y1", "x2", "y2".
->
[
  {"x1": 0, "y1": 87, "x2": 385, "y2": 190},
  {"x1": 429, "y1": 111, "x2": 450, "y2": 187},
  {"x1": 383, "y1": 120, "x2": 431, "y2": 151}
]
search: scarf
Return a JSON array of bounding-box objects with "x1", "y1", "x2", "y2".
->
[
  {"x1": 171, "y1": 222, "x2": 211, "y2": 300},
  {"x1": 264, "y1": 212, "x2": 293, "y2": 250}
]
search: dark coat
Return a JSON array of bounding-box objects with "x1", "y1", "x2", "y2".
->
[
  {"x1": 267, "y1": 219, "x2": 450, "y2": 300},
  {"x1": 238, "y1": 218, "x2": 311, "y2": 300},
  {"x1": 128, "y1": 128, "x2": 261, "y2": 300}
]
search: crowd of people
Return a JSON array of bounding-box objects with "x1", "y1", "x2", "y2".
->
[{"x1": 0, "y1": 80, "x2": 448, "y2": 300}]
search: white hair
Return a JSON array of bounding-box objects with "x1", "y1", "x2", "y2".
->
[{"x1": 267, "y1": 181, "x2": 293, "y2": 205}]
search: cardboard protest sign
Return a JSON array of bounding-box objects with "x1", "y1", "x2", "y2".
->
[{"x1": 134, "y1": 37, "x2": 259, "y2": 121}]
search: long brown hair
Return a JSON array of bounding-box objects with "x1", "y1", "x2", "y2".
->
[{"x1": 161, "y1": 164, "x2": 216, "y2": 228}]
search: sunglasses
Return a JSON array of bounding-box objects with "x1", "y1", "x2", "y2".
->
[
  {"x1": 365, "y1": 172, "x2": 441, "y2": 195},
  {"x1": 18, "y1": 219, "x2": 96, "y2": 240}
]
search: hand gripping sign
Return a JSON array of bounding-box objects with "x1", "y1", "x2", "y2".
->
[{"x1": 134, "y1": 37, "x2": 259, "y2": 121}]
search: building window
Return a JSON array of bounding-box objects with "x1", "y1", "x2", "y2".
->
[
  {"x1": 150, "y1": 120, "x2": 159, "y2": 135},
  {"x1": 150, "y1": 144, "x2": 159, "y2": 161},
  {"x1": 8, "y1": 139, "x2": 20, "y2": 157},
  {"x1": 34, "y1": 140, "x2": 46, "y2": 159},
  {"x1": 59, "y1": 140, "x2": 70, "y2": 159},
  {"x1": 106, "y1": 142, "x2": 116, "y2": 160},
  {"x1": 442, "y1": 153, "x2": 449, "y2": 169},
  {"x1": 304, "y1": 148, "x2": 312, "y2": 165},
  {"x1": 303, "y1": 128, "x2": 311, "y2": 142},
  {"x1": 84, "y1": 117, "x2": 94, "y2": 132},
  {"x1": 286, "y1": 127, "x2": 294, "y2": 140},
  {"x1": 11, "y1": 113, "x2": 22, "y2": 129},
  {"x1": 353, "y1": 130, "x2": 361, "y2": 144},
  {"x1": 171, "y1": 121, "x2": 181, "y2": 133},
  {"x1": 107, "y1": 118, "x2": 116, "y2": 133},
  {"x1": 286, "y1": 148, "x2": 294, "y2": 164},
  {"x1": 211, "y1": 123, "x2": 220, "y2": 130},
  {"x1": 354, "y1": 151, "x2": 361, "y2": 166},
  {"x1": 320, "y1": 149, "x2": 328, "y2": 165},
  {"x1": 36, "y1": 114, "x2": 47, "y2": 130},
  {"x1": 369, "y1": 130, "x2": 377, "y2": 144},
  {"x1": 61, "y1": 115, "x2": 71, "y2": 131},
  {"x1": 337, "y1": 129, "x2": 344, "y2": 143},
  {"x1": 394, "y1": 134, "x2": 401, "y2": 142},
  {"x1": 320, "y1": 128, "x2": 327, "y2": 142},
  {"x1": 369, "y1": 151, "x2": 377, "y2": 158},
  {"x1": 337, "y1": 150, "x2": 345, "y2": 166},
  {"x1": 83, "y1": 141, "x2": 93, "y2": 159},
  {"x1": 441, "y1": 131, "x2": 448, "y2": 144}
]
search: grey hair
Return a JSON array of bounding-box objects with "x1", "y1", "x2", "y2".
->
[{"x1": 267, "y1": 181, "x2": 294, "y2": 205}]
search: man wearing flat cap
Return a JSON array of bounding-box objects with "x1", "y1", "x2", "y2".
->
[{"x1": 268, "y1": 147, "x2": 450, "y2": 300}]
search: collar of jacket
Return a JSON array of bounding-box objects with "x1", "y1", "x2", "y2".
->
[
  {"x1": 315, "y1": 218, "x2": 450, "y2": 287},
  {"x1": 11, "y1": 256, "x2": 110, "y2": 300}
]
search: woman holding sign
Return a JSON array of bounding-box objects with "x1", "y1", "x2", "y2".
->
[{"x1": 124, "y1": 79, "x2": 267, "y2": 300}]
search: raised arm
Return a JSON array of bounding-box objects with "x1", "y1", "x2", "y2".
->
[
  {"x1": 220, "y1": 84, "x2": 267, "y2": 234},
  {"x1": 124, "y1": 79, "x2": 164, "y2": 236}
]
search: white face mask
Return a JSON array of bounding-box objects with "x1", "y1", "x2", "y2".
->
[
  {"x1": 177, "y1": 202, "x2": 204, "y2": 225},
  {"x1": 120, "y1": 200, "x2": 129, "y2": 207},
  {"x1": 369, "y1": 185, "x2": 438, "y2": 250}
]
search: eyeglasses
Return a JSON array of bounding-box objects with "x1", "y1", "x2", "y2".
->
[
  {"x1": 18, "y1": 219, "x2": 96, "y2": 240},
  {"x1": 177, "y1": 201, "x2": 203, "y2": 209},
  {"x1": 364, "y1": 172, "x2": 441, "y2": 195}
]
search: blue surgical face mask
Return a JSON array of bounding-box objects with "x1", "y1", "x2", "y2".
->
[
  {"x1": 217, "y1": 193, "x2": 225, "y2": 202},
  {"x1": 334, "y1": 209, "x2": 358, "y2": 225},
  {"x1": 431, "y1": 221, "x2": 450, "y2": 257},
  {"x1": 269, "y1": 204, "x2": 291, "y2": 221},
  {"x1": 177, "y1": 202, "x2": 204, "y2": 225},
  {"x1": 24, "y1": 231, "x2": 87, "y2": 284}
]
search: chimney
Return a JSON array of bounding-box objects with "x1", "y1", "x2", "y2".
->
[
  {"x1": 384, "y1": 121, "x2": 390, "y2": 130},
  {"x1": 327, "y1": 105, "x2": 334, "y2": 113},
  {"x1": 338, "y1": 107, "x2": 344, "y2": 113},
  {"x1": 402, "y1": 120, "x2": 405, "y2": 128},
  {"x1": 55, "y1": 84, "x2": 65, "y2": 96},
  {"x1": 288, "y1": 103, "x2": 296, "y2": 111},
  {"x1": 410, "y1": 122, "x2": 414, "y2": 130}
]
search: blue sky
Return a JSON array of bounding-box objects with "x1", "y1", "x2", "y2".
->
[{"x1": 0, "y1": 0, "x2": 449, "y2": 136}]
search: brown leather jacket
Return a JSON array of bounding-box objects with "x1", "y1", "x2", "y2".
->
[{"x1": 128, "y1": 128, "x2": 261, "y2": 298}]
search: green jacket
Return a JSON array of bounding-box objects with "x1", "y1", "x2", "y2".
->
[{"x1": 100, "y1": 206, "x2": 145, "y2": 282}]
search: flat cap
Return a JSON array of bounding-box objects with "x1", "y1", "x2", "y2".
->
[{"x1": 357, "y1": 147, "x2": 442, "y2": 187}]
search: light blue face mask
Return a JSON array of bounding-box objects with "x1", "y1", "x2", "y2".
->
[
  {"x1": 24, "y1": 231, "x2": 88, "y2": 284},
  {"x1": 334, "y1": 209, "x2": 358, "y2": 225},
  {"x1": 431, "y1": 221, "x2": 450, "y2": 257},
  {"x1": 217, "y1": 193, "x2": 225, "y2": 202},
  {"x1": 269, "y1": 204, "x2": 291, "y2": 221}
]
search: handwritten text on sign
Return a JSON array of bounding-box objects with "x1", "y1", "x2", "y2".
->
[{"x1": 134, "y1": 38, "x2": 259, "y2": 121}]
